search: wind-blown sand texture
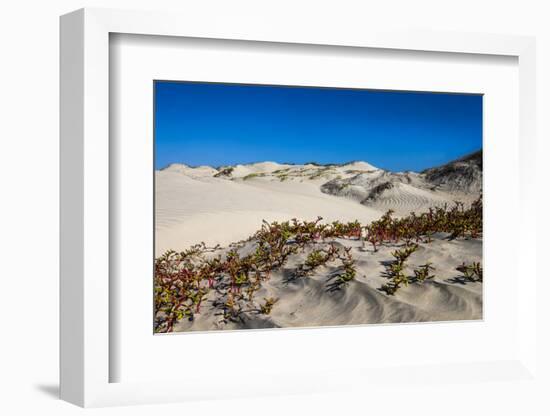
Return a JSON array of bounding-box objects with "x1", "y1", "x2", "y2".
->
[{"x1": 155, "y1": 151, "x2": 482, "y2": 332}]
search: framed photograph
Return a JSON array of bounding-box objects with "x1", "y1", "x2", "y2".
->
[
  {"x1": 60, "y1": 8, "x2": 537, "y2": 407},
  {"x1": 153, "y1": 81, "x2": 483, "y2": 334}
]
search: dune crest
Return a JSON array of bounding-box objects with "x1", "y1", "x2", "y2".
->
[{"x1": 161, "y1": 163, "x2": 218, "y2": 178}]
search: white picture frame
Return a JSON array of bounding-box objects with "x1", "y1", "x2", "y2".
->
[{"x1": 60, "y1": 7, "x2": 537, "y2": 407}]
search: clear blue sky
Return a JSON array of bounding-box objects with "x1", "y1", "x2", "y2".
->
[{"x1": 154, "y1": 81, "x2": 482, "y2": 172}]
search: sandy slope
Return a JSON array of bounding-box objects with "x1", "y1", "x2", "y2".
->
[
  {"x1": 362, "y1": 182, "x2": 458, "y2": 214},
  {"x1": 155, "y1": 169, "x2": 381, "y2": 255},
  {"x1": 320, "y1": 168, "x2": 477, "y2": 215},
  {"x1": 172, "y1": 235, "x2": 482, "y2": 332}
]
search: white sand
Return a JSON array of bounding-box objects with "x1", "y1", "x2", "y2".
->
[
  {"x1": 155, "y1": 169, "x2": 382, "y2": 255},
  {"x1": 156, "y1": 161, "x2": 482, "y2": 331},
  {"x1": 172, "y1": 235, "x2": 482, "y2": 332}
]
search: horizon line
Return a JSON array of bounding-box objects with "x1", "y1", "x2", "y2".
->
[{"x1": 157, "y1": 148, "x2": 482, "y2": 173}]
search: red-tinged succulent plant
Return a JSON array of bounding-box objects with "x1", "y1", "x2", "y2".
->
[{"x1": 154, "y1": 194, "x2": 482, "y2": 331}]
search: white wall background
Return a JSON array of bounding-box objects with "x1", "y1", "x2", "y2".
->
[{"x1": 0, "y1": 1, "x2": 548, "y2": 415}]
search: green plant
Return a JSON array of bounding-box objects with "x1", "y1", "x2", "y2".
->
[
  {"x1": 414, "y1": 263, "x2": 435, "y2": 282},
  {"x1": 260, "y1": 297, "x2": 279, "y2": 315},
  {"x1": 380, "y1": 243, "x2": 419, "y2": 295},
  {"x1": 243, "y1": 173, "x2": 264, "y2": 180},
  {"x1": 305, "y1": 250, "x2": 328, "y2": 268},
  {"x1": 456, "y1": 262, "x2": 483, "y2": 282},
  {"x1": 326, "y1": 247, "x2": 357, "y2": 292},
  {"x1": 391, "y1": 243, "x2": 419, "y2": 265}
]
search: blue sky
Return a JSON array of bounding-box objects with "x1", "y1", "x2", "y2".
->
[{"x1": 154, "y1": 81, "x2": 482, "y2": 172}]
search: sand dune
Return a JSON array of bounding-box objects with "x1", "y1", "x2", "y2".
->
[
  {"x1": 422, "y1": 150, "x2": 482, "y2": 193},
  {"x1": 155, "y1": 155, "x2": 482, "y2": 332},
  {"x1": 321, "y1": 166, "x2": 477, "y2": 215},
  {"x1": 155, "y1": 169, "x2": 382, "y2": 255},
  {"x1": 362, "y1": 182, "x2": 457, "y2": 214},
  {"x1": 161, "y1": 163, "x2": 218, "y2": 178}
]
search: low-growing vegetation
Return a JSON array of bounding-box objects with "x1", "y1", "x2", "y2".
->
[
  {"x1": 309, "y1": 167, "x2": 336, "y2": 180},
  {"x1": 414, "y1": 263, "x2": 435, "y2": 282},
  {"x1": 365, "y1": 195, "x2": 482, "y2": 251},
  {"x1": 214, "y1": 166, "x2": 234, "y2": 178},
  {"x1": 380, "y1": 243, "x2": 419, "y2": 295},
  {"x1": 154, "y1": 195, "x2": 482, "y2": 332},
  {"x1": 456, "y1": 261, "x2": 483, "y2": 282},
  {"x1": 243, "y1": 172, "x2": 265, "y2": 180},
  {"x1": 260, "y1": 297, "x2": 279, "y2": 315}
]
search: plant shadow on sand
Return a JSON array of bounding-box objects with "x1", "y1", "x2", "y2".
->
[{"x1": 445, "y1": 262, "x2": 483, "y2": 285}]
